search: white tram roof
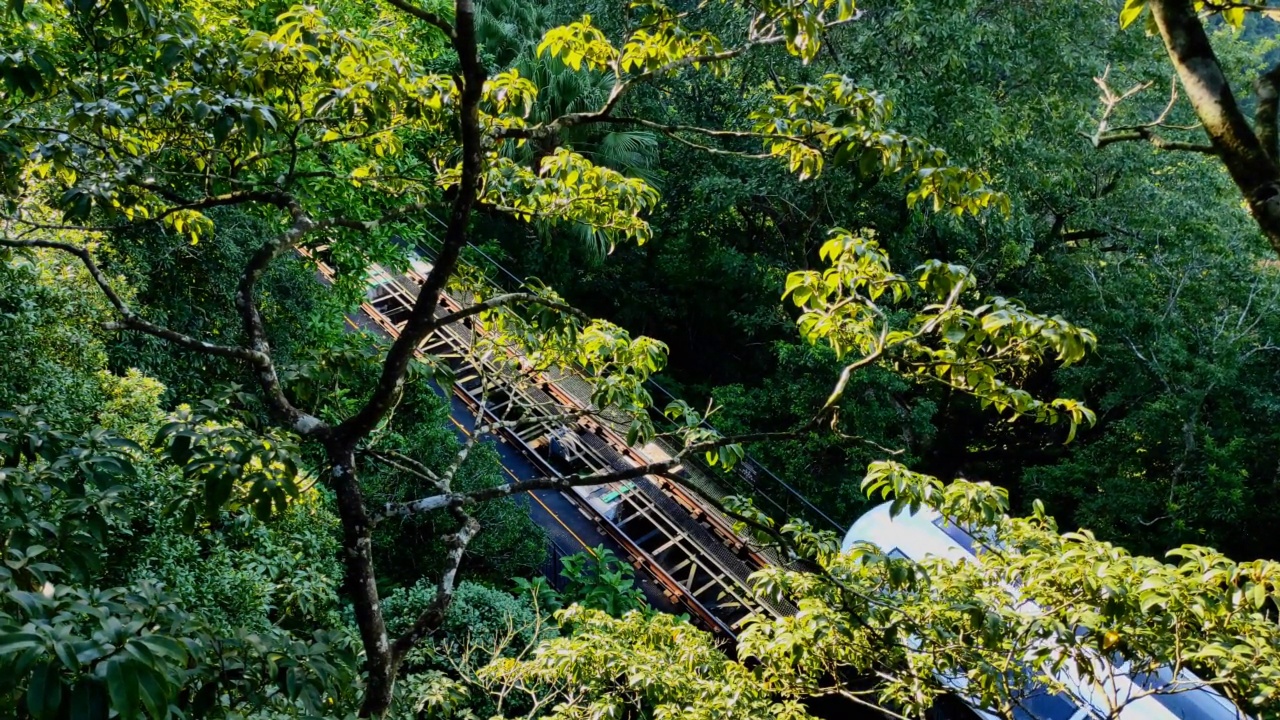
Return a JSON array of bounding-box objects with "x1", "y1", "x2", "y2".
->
[
  {"x1": 841, "y1": 501, "x2": 976, "y2": 564},
  {"x1": 842, "y1": 502, "x2": 1248, "y2": 720}
]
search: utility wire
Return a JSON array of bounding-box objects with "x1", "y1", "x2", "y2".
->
[{"x1": 401, "y1": 208, "x2": 844, "y2": 533}]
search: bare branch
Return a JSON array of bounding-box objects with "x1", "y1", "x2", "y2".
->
[
  {"x1": 1087, "y1": 69, "x2": 1217, "y2": 155},
  {"x1": 233, "y1": 200, "x2": 330, "y2": 436},
  {"x1": 371, "y1": 430, "x2": 798, "y2": 523},
  {"x1": 9, "y1": 217, "x2": 120, "y2": 234},
  {"x1": 362, "y1": 449, "x2": 446, "y2": 493},
  {"x1": 818, "y1": 323, "x2": 890, "y2": 417},
  {"x1": 389, "y1": 511, "x2": 480, "y2": 664},
  {"x1": 373, "y1": 457, "x2": 679, "y2": 523}
]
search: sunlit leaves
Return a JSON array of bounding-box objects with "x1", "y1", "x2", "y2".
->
[
  {"x1": 1119, "y1": 0, "x2": 1147, "y2": 29},
  {"x1": 784, "y1": 228, "x2": 1096, "y2": 438},
  {"x1": 445, "y1": 148, "x2": 660, "y2": 248},
  {"x1": 751, "y1": 0, "x2": 859, "y2": 62},
  {"x1": 1118, "y1": 1, "x2": 1253, "y2": 30},
  {"x1": 439, "y1": 276, "x2": 669, "y2": 426},
  {"x1": 618, "y1": 3, "x2": 726, "y2": 76},
  {"x1": 784, "y1": 229, "x2": 909, "y2": 355},
  {"x1": 483, "y1": 69, "x2": 537, "y2": 118},
  {"x1": 1, "y1": 2, "x2": 453, "y2": 228},
  {"x1": 752, "y1": 75, "x2": 1007, "y2": 215},
  {"x1": 162, "y1": 209, "x2": 213, "y2": 244},
  {"x1": 861, "y1": 460, "x2": 1008, "y2": 527},
  {"x1": 735, "y1": 466, "x2": 1280, "y2": 719},
  {"x1": 538, "y1": 0, "x2": 856, "y2": 83},
  {"x1": 479, "y1": 606, "x2": 817, "y2": 720},
  {"x1": 559, "y1": 320, "x2": 666, "y2": 414},
  {"x1": 153, "y1": 404, "x2": 305, "y2": 525},
  {"x1": 537, "y1": 15, "x2": 618, "y2": 72},
  {"x1": 559, "y1": 547, "x2": 645, "y2": 616},
  {"x1": 752, "y1": 77, "x2": 892, "y2": 180}
]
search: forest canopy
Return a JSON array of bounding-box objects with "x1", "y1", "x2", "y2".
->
[{"x1": 2, "y1": 0, "x2": 1280, "y2": 719}]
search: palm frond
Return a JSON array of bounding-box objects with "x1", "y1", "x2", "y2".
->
[{"x1": 591, "y1": 131, "x2": 662, "y2": 187}]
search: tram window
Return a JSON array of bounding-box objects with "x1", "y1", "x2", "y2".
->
[
  {"x1": 931, "y1": 516, "x2": 979, "y2": 555},
  {"x1": 1132, "y1": 669, "x2": 1244, "y2": 720},
  {"x1": 1011, "y1": 687, "x2": 1085, "y2": 720}
]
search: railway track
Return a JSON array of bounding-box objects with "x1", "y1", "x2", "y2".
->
[{"x1": 301, "y1": 245, "x2": 795, "y2": 637}]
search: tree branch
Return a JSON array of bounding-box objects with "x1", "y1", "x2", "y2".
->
[
  {"x1": 336, "y1": 6, "x2": 488, "y2": 711},
  {"x1": 361, "y1": 448, "x2": 446, "y2": 493},
  {"x1": 389, "y1": 509, "x2": 479, "y2": 664},
  {"x1": 1092, "y1": 128, "x2": 1218, "y2": 154},
  {"x1": 234, "y1": 200, "x2": 328, "y2": 436},
  {"x1": 336, "y1": 0, "x2": 488, "y2": 443},
  {"x1": 372, "y1": 458, "x2": 680, "y2": 523},
  {"x1": 497, "y1": 15, "x2": 861, "y2": 143},
  {"x1": 425, "y1": 292, "x2": 589, "y2": 333},
  {"x1": 382, "y1": 0, "x2": 455, "y2": 39},
  {"x1": 370, "y1": 431, "x2": 798, "y2": 523},
  {"x1": 1146, "y1": 0, "x2": 1280, "y2": 252},
  {"x1": 1086, "y1": 68, "x2": 1217, "y2": 155},
  {"x1": 151, "y1": 189, "x2": 294, "y2": 221},
  {"x1": 0, "y1": 230, "x2": 329, "y2": 438},
  {"x1": 0, "y1": 235, "x2": 267, "y2": 364},
  {"x1": 1256, "y1": 64, "x2": 1280, "y2": 164}
]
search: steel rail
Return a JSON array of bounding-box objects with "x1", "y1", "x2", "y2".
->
[{"x1": 301, "y1": 247, "x2": 777, "y2": 637}]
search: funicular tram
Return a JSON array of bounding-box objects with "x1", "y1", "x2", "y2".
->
[
  {"x1": 843, "y1": 505, "x2": 1248, "y2": 720},
  {"x1": 321, "y1": 233, "x2": 1250, "y2": 720}
]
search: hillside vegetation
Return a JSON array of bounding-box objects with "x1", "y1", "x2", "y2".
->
[{"x1": 3, "y1": 0, "x2": 1280, "y2": 718}]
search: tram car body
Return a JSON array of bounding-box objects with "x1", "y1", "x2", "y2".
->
[{"x1": 842, "y1": 503, "x2": 1247, "y2": 720}]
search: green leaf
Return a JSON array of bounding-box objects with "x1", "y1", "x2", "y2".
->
[
  {"x1": 69, "y1": 679, "x2": 108, "y2": 720},
  {"x1": 211, "y1": 115, "x2": 234, "y2": 146},
  {"x1": 26, "y1": 661, "x2": 62, "y2": 720},
  {"x1": 52, "y1": 640, "x2": 79, "y2": 672},
  {"x1": 0, "y1": 632, "x2": 45, "y2": 655},
  {"x1": 136, "y1": 636, "x2": 185, "y2": 662},
  {"x1": 253, "y1": 493, "x2": 273, "y2": 521},
  {"x1": 189, "y1": 681, "x2": 218, "y2": 719},
  {"x1": 107, "y1": 0, "x2": 128, "y2": 28},
  {"x1": 105, "y1": 657, "x2": 140, "y2": 720},
  {"x1": 1119, "y1": 0, "x2": 1146, "y2": 28},
  {"x1": 133, "y1": 663, "x2": 167, "y2": 719}
]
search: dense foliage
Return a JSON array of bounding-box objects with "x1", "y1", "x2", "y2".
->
[
  {"x1": 495, "y1": 0, "x2": 1280, "y2": 559},
  {"x1": 3, "y1": 0, "x2": 1280, "y2": 718}
]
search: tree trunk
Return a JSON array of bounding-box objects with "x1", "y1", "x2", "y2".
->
[
  {"x1": 327, "y1": 442, "x2": 396, "y2": 717},
  {"x1": 1148, "y1": 0, "x2": 1280, "y2": 254}
]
